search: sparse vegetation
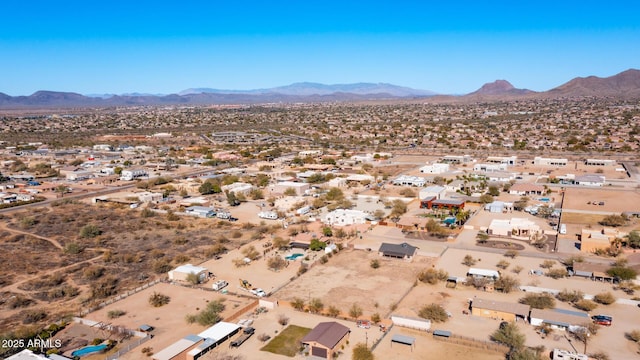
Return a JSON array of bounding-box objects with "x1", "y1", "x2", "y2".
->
[
  {"x1": 519, "y1": 293, "x2": 556, "y2": 309},
  {"x1": 418, "y1": 303, "x2": 449, "y2": 323},
  {"x1": 185, "y1": 299, "x2": 225, "y2": 326},
  {"x1": 148, "y1": 292, "x2": 170, "y2": 307}
]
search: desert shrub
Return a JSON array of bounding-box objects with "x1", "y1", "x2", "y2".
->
[
  {"x1": 268, "y1": 257, "x2": 287, "y2": 271},
  {"x1": 370, "y1": 259, "x2": 380, "y2": 269},
  {"x1": 418, "y1": 304, "x2": 449, "y2": 323},
  {"x1": 90, "y1": 276, "x2": 118, "y2": 299},
  {"x1": 371, "y1": 313, "x2": 381, "y2": 324},
  {"x1": 349, "y1": 303, "x2": 363, "y2": 320},
  {"x1": 540, "y1": 260, "x2": 556, "y2": 269},
  {"x1": 64, "y1": 242, "x2": 83, "y2": 254},
  {"x1": 462, "y1": 254, "x2": 477, "y2": 266},
  {"x1": 152, "y1": 259, "x2": 172, "y2": 274},
  {"x1": 418, "y1": 268, "x2": 449, "y2": 285},
  {"x1": 319, "y1": 255, "x2": 329, "y2": 264},
  {"x1": 626, "y1": 330, "x2": 640, "y2": 342},
  {"x1": 7, "y1": 295, "x2": 33, "y2": 309},
  {"x1": 22, "y1": 309, "x2": 47, "y2": 324},
  {"x1": 512, "y1": 265, "x2": 524, "y2": 274},
  {"x1": 593, "y1": 292, "x2": 616, "y2": 305},
  {"x1": 504, "y1": 250, "x2": 519, "y2": 258},
  {"x1": 205, "y1": 244, "x2": 227, "y2": 258},
  {"x1": 174, "y1": 254, "x2": 190, "y2": 264},
  {"x1": 556, "y1": 289, "x2": 584, "y2": 303},
  {"x1": 589, "y1": 351, "x2": 610, "y2": 360},
  {"x1": 496, "y1": 260, "x2": 510, "y2": 270},
  {"x1": 278, "y1": 314, "x2": 289, "y2": 326},
  {"x1": 519, "y1": 293, "x2": 555, "y2": 309},
  {"x1": 297, "y1": 264, "x2": 308, "y2": 276},
  {"x1": 599, "y1": 214, "x2": 627, "y2": 227},
  {"x1": 185, "y1": 299, "x2": 225, "y2": 326},
  {"x1": 83, "y1": 266, "x2": 105, "y2": 280},
  {"x1": 291, "y1": 298, "x2": 305, "y2": 311},
  {"x1": 495, "y1": 274, "x2": 520, "y2": 293},
  {"x1": 574, "y1": 299, "x2": 598, "y2": 311},
  {"x1": 107, "y1": 310, "x2": 126, "y2": 319},
  {"x1": 562, "y1": 255, "x2": 584, "y2": 266},
  {"x1": 149, "y1": 292, "x2": 170, "y2": 307},
  {"x1": 327, "y1": 305, "x2": 340, "y2": 318},
  {"x1": 308, "y1": 298, "x2": 324, "y2": 314},
  {"x1": 79, "y1": 224, "x2": 102, "y2": 238},
  {"x1": 607, "y1": 266, "x2": 637, "y2": 280},
  {"x1": 546, "y1": 268, "x2": 568, "y2": 279}
]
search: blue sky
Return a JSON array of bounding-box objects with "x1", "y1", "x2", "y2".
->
[{"x1": 1, "y1": 1, "x2": 639, "y2": 95}]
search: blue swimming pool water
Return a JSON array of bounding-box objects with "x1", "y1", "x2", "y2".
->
[
  {"x1": 539, "y1": 197, "x2": 550, "y2": 202},
  {"x1": 71, "y1": 344, "x2": 107, "y2": 357},
  {"x1": 285, "y1": 253, "x2": 304, "y2": 260}
]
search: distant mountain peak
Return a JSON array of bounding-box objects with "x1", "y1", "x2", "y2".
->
[
  {"x1": 549, "y1": 68, "x2": 640, "y2": 97},
  {"x1": 469, "y1": 80, "x2": 533, "y2": 96}
]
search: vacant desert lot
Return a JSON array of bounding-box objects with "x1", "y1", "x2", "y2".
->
[
  {"x1": 85, "y1": 282, "x2": 253, "y2": 359},
  {"x1": 275, "y1": 249, "x2": 431, "y2": 318},
  {"x1": 562, "y1": 186, "x2": 640, "y2": 214}
]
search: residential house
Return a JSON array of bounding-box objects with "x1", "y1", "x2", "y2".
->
[
  {"x1": 488, "y1": 218, "x2": 541, "y2": 238},
  {"x1": 471, "y1": 298, "x2": 530, "y2": 322},
  {"x1": 509, "y1": 183, "x2": 545, "y2": 196},
  {"x1": 378, "y1": 242, "x2": 418, "y2": 261},
  {"x1": 323, "y1": 209, "x2": 369, "y2": 226},
  {"x1": 419, "y1": 185, "x2": 446, "y2": 200},
  {"x1": 301, "y1": 322, "x2": 350, "y2": 359}
]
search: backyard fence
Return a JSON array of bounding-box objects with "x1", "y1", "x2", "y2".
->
[{"x1": 78, "y1": 279, "x2": 161, "y2": 317}]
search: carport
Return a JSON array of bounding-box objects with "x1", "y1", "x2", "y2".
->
[{"x1": 391, "y1": 334, "x2": 415, "y2": 351}]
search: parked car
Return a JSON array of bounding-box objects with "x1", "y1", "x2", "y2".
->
[
  {"x1": 592, "y1": 315, "x2": 612, "y2": 326},
  {"x1": 250, "y1": 288, "x2": 266, "y2": 297}
]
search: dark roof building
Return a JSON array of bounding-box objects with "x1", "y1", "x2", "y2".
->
[
  {"x1": 301, "y1": 322, "x2": 351, "y2": 359},
  {"x1": 378, "y1": 242, "x2": 418, "y2": 260}
]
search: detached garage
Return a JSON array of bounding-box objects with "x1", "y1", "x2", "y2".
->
[
  {"x1": 168, "y1": 264, "x2": 208, "y2": 282},
  {"x1": 301, "y1": 322, "x2": 350, "y2": 359}
]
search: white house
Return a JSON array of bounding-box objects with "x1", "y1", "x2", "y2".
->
[
  {"x1": 419, "y1": 163, "x2": 450, "y2": 174},
  {"x1": 221, "y1": 182, "x2": 254, "y2": 195},
  {"x1": 66, "y1": 169, "x2": 93, "y2": 181},
  {"x1": 120, "y1": 168, "x2": 148, "y2": 181},
  {"x1": 323, "y1": 209, "x2": 369, "y2": 226},
  {"x1": 271, "y1": 181, "x2": 310, "y2": 196},
  {"x1": 442, "y1": 155, "x2": 473, "y2": 164},
  {"x1": 486, "y1": 156, "x2": 517, "y2": 165},
  {"x1": 137, "y1": 191, "x2": 163, "y2": 203},
  {"x1": 392, "y1": 175, "x2": 426, "y2": 187},
  {"x1": 419, "y1": 185, "x2": 446, "y2": 200},
  {"x1": 473, "y1": 163, "x2": 508, "y2": 172},
  {"x1": 168, "y1": 264, "x2": 209, "y2": 282},
  {"x1": 467, "y1": 268, "x2": 500, "y2": 280},
  {"x1": 185, "y1": 206, "x2": 216, "y2": 218},
  {"x1": 488, "y1": 218, "x2": 541, "y2": 237},
  {"x1": 533, "y1": 157, "x2": 568, "y2": 166},
  {"x1": 574, "y1": 174, "x2": 605, "y2": 187}
]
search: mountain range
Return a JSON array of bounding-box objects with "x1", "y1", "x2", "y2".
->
[{"x1": 1, "y1": 69, "x2": 639, "y2": 109}]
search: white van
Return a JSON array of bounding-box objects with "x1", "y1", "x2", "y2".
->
[
  {"x1": 559, "y1": 224, "x2": 567, "y2": 235},
  {"x1": 212, "y1": 280, "x2": 229, "y2": 291}
]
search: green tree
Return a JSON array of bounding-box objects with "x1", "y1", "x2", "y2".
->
[
  {"x1": 495, "y1": 274, "x2": 520, "y2": 293},
  {"x1": 626, "y1": 230, "x2": 640, "y2": 248},
  {"x1": 488, "y1": 185, "x2": 500, "y2": 196},
  {"x1": 607, "y1": 266, "x2": 637, "y2": 280},
  {"x1": 198, "y1": 181, "x2": 221, "y2": 195},
  {"x1": 310, "y1": 239, "x2": 327, "y2": 251},
  {"x1": 520, "y1": 293, "x2": 555, "y2": 309},
  {"x1": 479, "y1": 194, "x2": 494, "y2": 204},
  {"x1": 185, "y1": 299, "x2": 226, "y2": 326},
  {"x1": 491, "y1": 322, "x2": 525, "y2": 351}
]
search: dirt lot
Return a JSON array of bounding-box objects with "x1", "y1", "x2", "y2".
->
[
  {"x1": 85, "y1": 282, "x2": 254, "y2": 360},
  {"x1": 562, "y1": 186, "x2": 640, "y2": 214},
  {"x1": 275, "y1": 249, "x2": 431, "y2": 319}
]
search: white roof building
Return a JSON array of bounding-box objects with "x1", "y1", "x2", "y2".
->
[
  {"x1": 221, "y1": 182, "x2": 254, "y2": 194},
  {"x1": 323, "y1": 209, "x2": 369, "y2": 226},
  {"x1": 467, "y1": 268, "x2": 500, "y2": 279},
  {"x1": 168, "y1": 264, "x2": 208, "y2": 282},
  {"x1": 488, "y1": 218, "x2": 541, "y2": 237},
  {"x1": 392, "y1": 175, "x2": 426, "y2": 187},
  {"x1": 419, "y1": 163, "x2": 450, "y2": 174},
  {"x1": 419, "y1": 185, "x2": 446, "y2": 200}
]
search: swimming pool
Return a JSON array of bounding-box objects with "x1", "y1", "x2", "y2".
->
[
  {"x1": 539, "y1": 197, "x2": 550, "y2": 202},
  {"x1": 285, "y1": 253, "x2": 304, "y2": 260},
  {"x1": 71, "y1": 344, "x2": 107, "y2": 357}
]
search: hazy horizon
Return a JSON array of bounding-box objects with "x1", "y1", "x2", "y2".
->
[{"x1": 2, "y1": 1, "x2": 639, "y2": 96}]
